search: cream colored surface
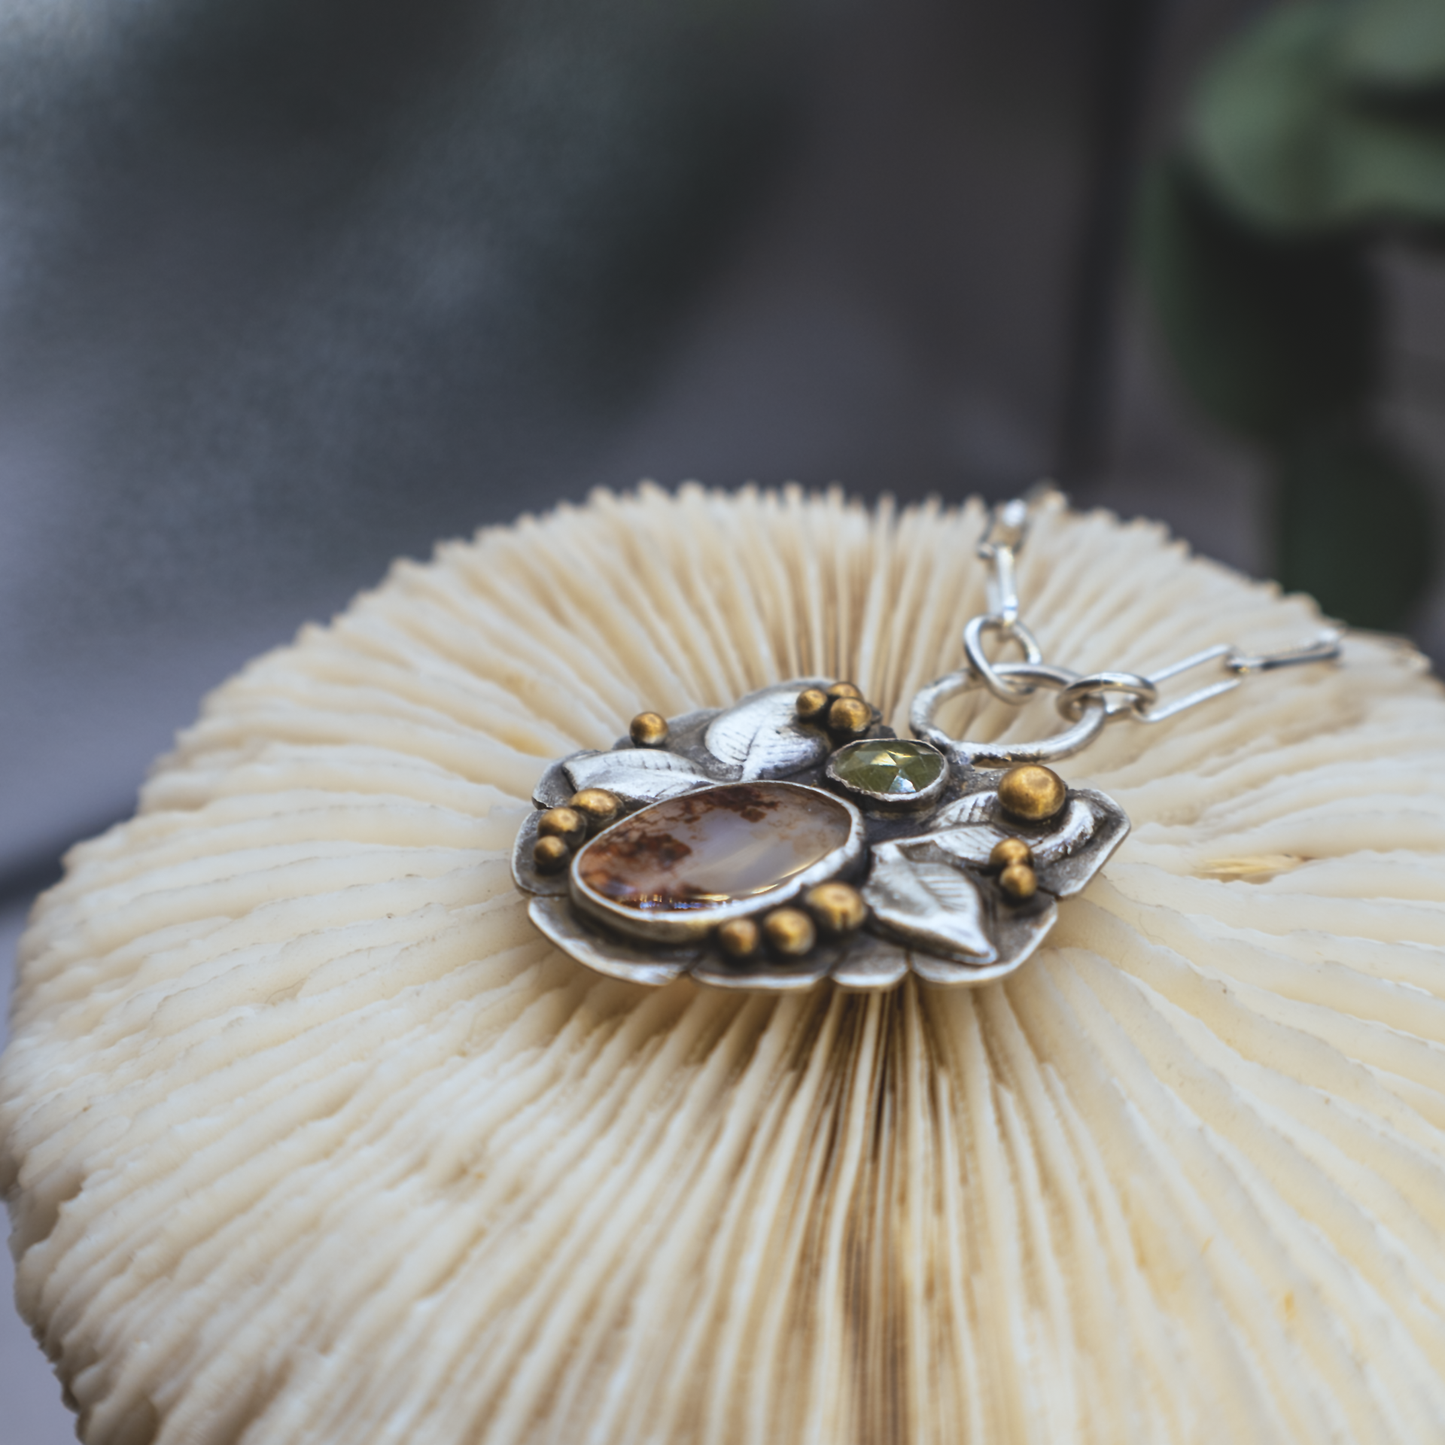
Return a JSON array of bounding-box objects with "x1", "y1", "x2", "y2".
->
[{"x1": 4, "y1": 487, "x2": 1445, "y2": 1444}]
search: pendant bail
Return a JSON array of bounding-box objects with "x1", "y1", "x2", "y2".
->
[
  {"x1": 977, "y1": 497, "x2": 1029, "y2": 626},
  {"x1": 909, "y1": 662, "x2": 1108, "y2": 766}
]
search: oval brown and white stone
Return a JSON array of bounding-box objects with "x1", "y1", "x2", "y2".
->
[{"x1": 571, "y1": 782, "x2": 860, "y2": 942}]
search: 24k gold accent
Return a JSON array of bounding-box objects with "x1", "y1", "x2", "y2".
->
[
  {"x1": 717, "y1": 918, "x2": 762, "y2": 960},
  {"x1": 795, "y1": 687, "x2": 830, "y2": 723},
  {"x1": 805, "y1": 881, "x2": 867, "y2": 935},
  {"x1": 537, "y1": 807, "x2": 586, "y2": 849},
  {"x1": 567, "y1": 789, "x2": 621, "y2": 831},
  {"x1": 629, "y1": 711, "x2": 670, "y2": 748},
  {"x1": 764, "y1": 907, "x2": 816, "y2": 957},
  {"x1": 533, "y1": 835, "x2": 571, "y2": 873},
  {"x1": 827, "y1": 696, "x2": 871, "y2": 737},
  {"x1": 997, "y1": 764, "x2": 1067, "y2": 822},
  {"x1": 988, "y1": 837, "x2": 1033, "y2": 871},
  {"x1": 999, "y1": 862, "x2": 1038, "y2": 902}
]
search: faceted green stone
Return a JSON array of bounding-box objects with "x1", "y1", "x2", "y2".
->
[{"x1": 832, "y1": 739, "x2": 945, "y2": 797}]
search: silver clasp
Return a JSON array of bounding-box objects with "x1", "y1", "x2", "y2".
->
[
  {"x1": 976, "y1": 497, "x2": 1030, "y2": 626},
  {"x1": 1136, "y1": 630, "x2": 1342, "y2": 723},
  {"x1": 936, "y1": 490, "x2": 1344, "y2": 755}
]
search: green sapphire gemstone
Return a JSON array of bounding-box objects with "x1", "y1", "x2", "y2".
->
[{"x1": 832, "y1": 739, "x2": 946, "y2": 798}]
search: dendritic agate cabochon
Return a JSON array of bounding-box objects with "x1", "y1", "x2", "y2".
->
[
  {"x1": 4, "y1": 486, "x2": 1445, "y2": 1445},
  {"x1": 577, "y1": 783, "x2": 852, "y2": 909}
]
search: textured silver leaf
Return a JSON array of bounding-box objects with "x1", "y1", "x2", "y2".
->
[
  {"x1": 528, "y1": 897, "x2": 696, "y2": 986},
  {"x1": 929, "y1": 790, "x2": 995, "y2": 829},
  {"x1": 563, "y1": 749, "x2": 711, "y2": 805},
  {"x1": 1044, "y1": 789, "x2": 1130, "y2": 897},
  {"x1": 925, "y1": 796, "x2": 1097, "y2": 869},
  {"x1": 983, "y1": 892, "x2": 1060, "y2": 978},
  {"x1": 702, "y1": 682, "x2": 829, "y2": 780},
  {"x1": 1030, "y1": 798, "x2": 1099, "y2": 863},
  {"x1": 920, "y1": 821, "x2": 1009, "y2": 868},
  {"x1": 830, "y1": 933, "x2": 910, "y2": 990},
  {"x1": 908, "y1": 924, "x2": 1052, "y2": 986},
  {"x1": 863, "y1": 840, "x2": 995, "y2": 962},
  {"x1": 511, "y1": 810, "x2": 569, "y2": 897},
  {"x1": 689, "y1": 949, "x2": 837, "y2": 992}
]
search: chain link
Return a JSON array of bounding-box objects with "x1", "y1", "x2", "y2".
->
[
  {"x1": 962, "y1": 615, "x2": 1043, "y2": 702},
  {"x1": 911, "y1": 662, "x2": 1108, "y2": 765},
  {"x1": 1057, "y1": 670, "x2": 1157, "y2": 720},
  {"x1": 975, "y1": 495, "x2": 1029, "y2": 625},
  {"x1": 956, "y1": 492, "x2": 1342, "y2": 749}
]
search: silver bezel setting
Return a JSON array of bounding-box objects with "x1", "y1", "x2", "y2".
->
[
  {"x1": 511, "y1": 491, "x2": 1340, "y2": 992},
  {"x1": 511, "y1": 678, "x2": 1131, "y2": 992},
  {"x1": 824, "y1": 737, "x2": 950, "y2": 812},
  {"x1": 568, "y1": 781, "x2": 866, "y2": 945}
]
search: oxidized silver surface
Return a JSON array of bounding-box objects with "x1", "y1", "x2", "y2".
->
[
  {"x1": 512, "y1": 490, "x2": 1341, "y2": 992},
  {"x1": 513, "y1": 679, "x2": 1130, "y2": 991}
]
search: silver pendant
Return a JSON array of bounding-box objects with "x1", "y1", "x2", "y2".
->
[
  {"x1": 512, "y1": 677, "x2": 1130, "y2": 991},
  {"x1": 511, "y1": 488, "x2": 1340, "y2": 993}
]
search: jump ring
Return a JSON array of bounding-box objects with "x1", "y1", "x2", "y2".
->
[
  {"x1": 1056, "y1": 671, "x2": 1159, "y2": 722},
  {"x1": 962, "y1": 616, "x2": 1044, "y2": 704},
  {"x1": 910, "y1": 662, "x2": 1106, "y2": 766}
]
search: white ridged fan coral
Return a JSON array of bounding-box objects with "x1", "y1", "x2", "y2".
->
[{"x1": 4, "y1": 486, "x2": 1445, "y2": 1444}]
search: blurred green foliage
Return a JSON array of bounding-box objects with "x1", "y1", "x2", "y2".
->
[{"x1": 1142, "y1": 0, "x2": 1445, "y2": 629}]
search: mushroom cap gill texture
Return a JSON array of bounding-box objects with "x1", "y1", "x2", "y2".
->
[{"x1": 4, "y1": 486, "x2": 1445, "y2": 1445}]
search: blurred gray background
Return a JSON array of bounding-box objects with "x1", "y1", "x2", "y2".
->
[{"x1": 4, "y1": 0, "x2": 1445, "y2": 1436}]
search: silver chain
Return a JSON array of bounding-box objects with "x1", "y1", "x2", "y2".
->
[
  {"x1": 910, "y1": 489, "x2": 1342, "y2": 766},
  {"x1": 972, "y1": 490, "x2": 1341, "y2": 723}
]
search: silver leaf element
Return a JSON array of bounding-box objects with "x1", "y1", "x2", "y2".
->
[
  {"x1": 1044, "y1": 789, "x2": 1130, "y2": 897},
  {"x1": 925, "y1": 797, "x2": 1097, "y2": 869},
  {"x1": 909, "y1": 921, "x2": 1052, "y2": 986},
  {"x1": 831, "y1": 932, "x2": 910, "y2": 990},
  {"x1": 930, "y1": 790, "x2": 996, "y2": 829},
  {"x1": 1031, "y1": 798, "x2": 1099, "y2": 864},
  {"x1": 703, "y1": 682, "x2": 829, "y2": 780},
  {"x1": 511, "y1": 811, "x2": 569, "y2": 896},
  {"x1": 863, "y1": 841, "x2": 996, "y2": 963},
  {"x1": 563, "y1": 749, "x2": 712, "y2": 805},
  {"x1": 528, "y1": 898, "x2": 695, "y2": 986},
  {"x1": 690, "y1": 948, "x2": 836, "y2": 992},
  {"x1": 922, "y1": 792, "x2": 1127, "y2": 900},
  {"x1": 919, "y1": 819, "x2": 1008, "y2": 868}
]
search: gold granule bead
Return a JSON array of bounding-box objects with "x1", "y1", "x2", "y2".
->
[
  {"x1": 989, "y1": 837, "x2": 1033, "y2": 871},
  {"x1": 795, "y1": 687, "x2": 830, "y2": 723},
  {"x1": 537, "y1": 807, "x2": 586, "y2": 849},
  {"x1": 827, "y1": 696, "x2": 871, "y2": 737},
  {"x1": 997, "y1": 763, "x2": 1067, "y2": 822},
  {"x1": 998, "y1": 862, "x2": 1038, "y2": 902},
  {"x1": 717, "y1": 918, "x2": 761, "y2": 961},
  {"x1": 533, "y1": 835, "x2": 572, "y2": 873},
  {"x1": 805, "y1": 881, "x2": 868, "y2": 935},
  {"x1": 567, "y1": 789, "x2": 621, "y2": 831},
  {"x1": 763, "y1": 907, "x2": 816, "y2": 958},
  {"x1": 629, "y1": 711, "x2": 670, "y2": 748},
  {"x1": 826, "y1": 681, "x2": 862, "y2": 699}
]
